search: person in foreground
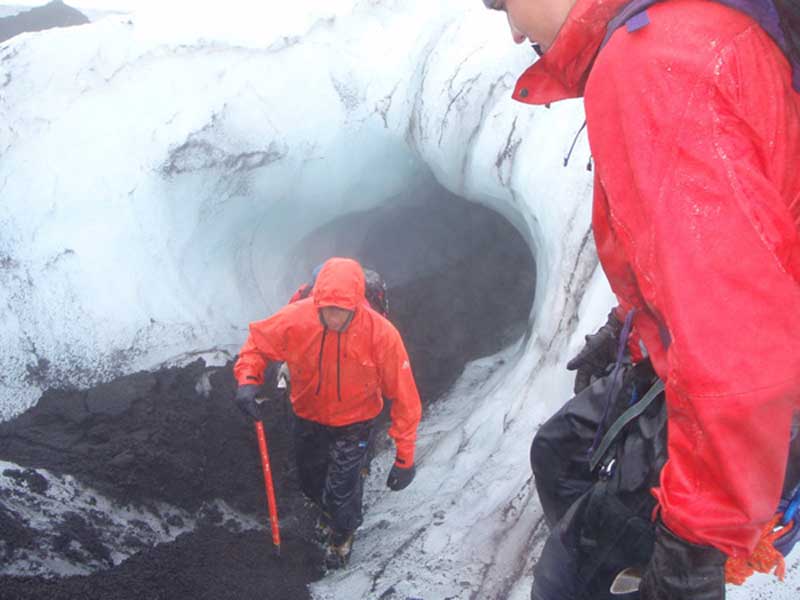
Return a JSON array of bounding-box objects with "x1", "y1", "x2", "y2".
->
[
  {"x1": 233, "y1": 257, "x2": 422, "y2": 569},
  {"x1": 483, "y1": 0, "x2": 800, "y2": 598}
]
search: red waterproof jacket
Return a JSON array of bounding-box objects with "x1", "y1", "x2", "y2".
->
[
  {"x1": 514, "y1": 0, "x2": 800, "y2": 557},
  {"x1": 234, "y1": 258, "x2": 422, "y2": 465}
]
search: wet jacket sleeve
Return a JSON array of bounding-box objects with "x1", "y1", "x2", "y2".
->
[
  {"x1": 593, "y1": 25, "x2": 800, "y2": 556},
  {"x1": 233, "y1": 313, "x2": 289, "y2": 386},
  {"x1": 377, "y1": 325, "x2": 422, "y2": 466}
]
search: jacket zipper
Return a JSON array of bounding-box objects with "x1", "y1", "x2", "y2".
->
[
  {"x1": 315, "y1": 327, "x2": 328, "y2": 395},
  {"x1": 337, "y1": 332, "x2": 342, "y2": 402}
]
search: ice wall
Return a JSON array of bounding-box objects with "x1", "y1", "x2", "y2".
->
[{"x1": 0, "y1": 0, "x2": 600, "y2": 418}]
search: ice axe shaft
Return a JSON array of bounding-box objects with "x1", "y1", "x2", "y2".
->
[{"x1": 254, "y1": 420, "x2": 281, "y2": 554}]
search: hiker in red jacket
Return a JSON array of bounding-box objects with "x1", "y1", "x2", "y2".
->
[
  {"x1": 233, "y1": 257, "x2": 421, "y2": 568},
  {"x1": 484, "y1": 0, "x2": 800, "y2": 598}
]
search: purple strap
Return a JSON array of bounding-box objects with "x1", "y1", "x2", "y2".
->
[
  {"x1": 600, "y1": 0, "x2": 800, "y2": 92},
  {"x1": 626, "y1": 10, "x2": 651, "y2": 32},
  {"x1": 599, "y1": 0, "x2": 665, "y2": 49},
  {"x1": 587, "y1": 309, "x2": 637, "y2": 462}
]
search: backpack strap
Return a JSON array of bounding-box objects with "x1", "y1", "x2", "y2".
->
[
  {"x1": 589, "y1": 378, "x2": 666, "y2": 472},
  {"x1": 600, "y1": 0, "x2": 663, "y2": 50}
]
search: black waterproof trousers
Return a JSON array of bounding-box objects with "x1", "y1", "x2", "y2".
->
[
  {"x1": 530, "y1": 361, "x2": 667, "y2": 600},
  {"x1": 292, "y1": 415, "x2": 373, "y2": 538}
]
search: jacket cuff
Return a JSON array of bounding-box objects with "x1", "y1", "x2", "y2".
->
[
  {"x1": 237, "y1": 373, "x2": 263, "y2": 386},
  {"x1": 394, "y1": 446, "x2": 415, "y2": 468}
]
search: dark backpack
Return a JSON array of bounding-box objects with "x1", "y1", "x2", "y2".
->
[
  {"x1": 603, "y1": 0, "x2": 800, "y2": 92},
  {"x1": 297, "y1": 266, "x2": 389, "y2": 317},
  {"x1": 776, "y1": 0, "x2": 800, "y2": 79},
  {"x1": 362, "y1": 268, "x2": 389, "y2": 317}
]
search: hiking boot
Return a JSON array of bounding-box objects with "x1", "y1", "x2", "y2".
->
[{"x1": 324, "y1": 531, "x2": 354, "y2": 570}]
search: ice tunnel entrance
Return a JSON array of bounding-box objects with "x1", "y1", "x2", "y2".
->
[
  {"x1": 0, "y1": 185, "x2": 537, "y2": 599},
  {"x1": 283, "y1": 184, "x2": 536, "y2": 403}
]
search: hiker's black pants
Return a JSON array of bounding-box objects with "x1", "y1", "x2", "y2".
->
[
  {"x1": 292, "y1": 414, "x2": 373, "y2": 537},
  {"x1": 530, "y1": 363, "x2": 664, "y2": 600}
]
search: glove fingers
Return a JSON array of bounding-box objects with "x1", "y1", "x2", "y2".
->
[
  {"x1": 387, "y1": 465, "x2": 415, "y2": 491},
  {"x1": 236, "y1": 398, "x2": 261, "y2": 422},
  {"x1": 565, "y1": 355, "x2": 582, "y2": 371},
  {"x1": 248, "y1": 399, "x2": 262, "y2": 421},
  {"x1": 569, "y1": 344, "x2": 613, "y2": 369},
  {"x1": 573, "y1": 369, "x2": 592, "y2": 394}
]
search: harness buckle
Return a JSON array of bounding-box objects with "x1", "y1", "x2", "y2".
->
[{"x1": 599, "y1": 457, "x2": 617, "y2": 480}]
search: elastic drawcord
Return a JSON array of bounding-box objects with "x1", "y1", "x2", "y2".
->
[
  {"x1": 588, "y1": 308, "x2": 636, "y2": 460},
  {"x1": 315, "y1": 327, "x2": 328, "y2": 395},
  {"x1": 563, "y1": 120, "x2": 587, "y2": 167}
]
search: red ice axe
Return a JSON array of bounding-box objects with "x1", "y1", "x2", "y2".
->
[{"x1": 254, "y1": 420, "x2": 281, "y2": 555}]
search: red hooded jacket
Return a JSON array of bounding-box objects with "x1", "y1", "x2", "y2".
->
[
  {"x1": 234, "y1": 258, "x2": 422, "y2": 465},
  {"x1": 515, "y1": 0, "x2": 800, "y2": 557}
]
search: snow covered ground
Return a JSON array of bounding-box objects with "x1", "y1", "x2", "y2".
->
[
  {"x1": 0, "y1": 459, "x2": 260, "y2": 578},
  {"x1": 0, "y1": 0, "x2": 797, "y2": 597}
]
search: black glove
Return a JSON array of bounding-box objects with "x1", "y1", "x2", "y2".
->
[
  {"x1": 566, "y1": 310, "x2": 622, "y2": 394},
  {"x1": 639, "y1": 520, "x2": 726, "y2": 600},
  {"x1": 386, "y1": 461, "x2": 416, "y2": 491},
  {"x1": 235, "y1": 384, "x2": 261, "y2": 421}
]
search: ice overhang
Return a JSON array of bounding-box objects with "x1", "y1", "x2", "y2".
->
[{"x1": 0, "y1": 5, "x2": 600, "y2": 421}]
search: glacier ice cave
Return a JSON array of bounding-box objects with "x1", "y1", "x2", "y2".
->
[{"x1": 0, "y1": 1, "x2": 797, "y2": 599}]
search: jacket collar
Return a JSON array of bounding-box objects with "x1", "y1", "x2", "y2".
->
[{"x1": 513, "y1": 0, "x2": 630, "y2": 105}]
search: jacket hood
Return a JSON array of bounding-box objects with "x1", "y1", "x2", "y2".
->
[
  {"x1": 312, "y1": 257, "x2": 365, "y2": 311},
  {"x1": 513, "y1": 0, "x2": 629, "y2": 105}
]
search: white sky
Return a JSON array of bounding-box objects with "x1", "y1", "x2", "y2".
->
[
  {"x1": 3, "y1": 0, "x2": 358, "y2": 40},
  {"x1": 5, "y1": 0, "x2": 323, "y2": 11},
  {"x1": 6, "y1": 0, "x2": 137, "y2": 9}
]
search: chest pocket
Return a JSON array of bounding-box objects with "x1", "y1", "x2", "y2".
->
[{"x1": 342, "y1": 347, "x2": 380, "y2": 398}]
